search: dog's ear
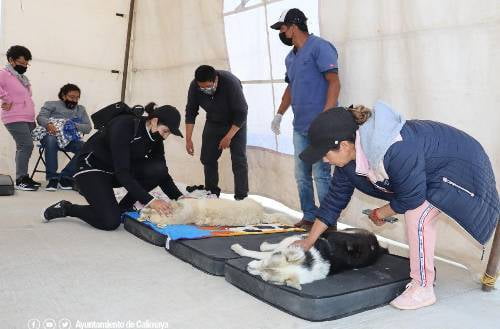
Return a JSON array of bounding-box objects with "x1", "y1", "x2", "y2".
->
[{"x1": 285, "y1": 275, "x2": 302, "y2": 290}]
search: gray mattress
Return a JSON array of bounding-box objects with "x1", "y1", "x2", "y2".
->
[
  {"x1": 124, "y1": 215, "x2": 412, "y2": 321},
  {"x1": 123, "y1": 216, "x2": 166, "y2": 247},
  {"x1": 225, "y1": 254, "x2": 411, "y2": 321}
]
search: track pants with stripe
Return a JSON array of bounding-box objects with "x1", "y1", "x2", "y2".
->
[{"x1": 405, "y1": 200, "x2": 441, "y2": 287}]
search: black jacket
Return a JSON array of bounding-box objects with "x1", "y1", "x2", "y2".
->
[
  {"x1": 79, "y1": 115, "x2": 182, "y2": 204},
  {"x1": 185, "y1": 70, "x2": 248, "y2": 127}
]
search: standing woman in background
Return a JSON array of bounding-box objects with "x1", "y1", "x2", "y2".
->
[{"x1": 0, "y1": 45, "x2": 40, "y2": 191}]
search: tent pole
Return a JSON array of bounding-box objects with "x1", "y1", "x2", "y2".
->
[
  {"x1": 121, "y1": 0, "x2": 136, "y2": 102},
  {"x1": 482, "y1": 221, "x2": 499, "y2": 291}
]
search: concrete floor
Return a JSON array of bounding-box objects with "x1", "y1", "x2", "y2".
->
[{"x1": 1, "y1": 188, "x2": 499, "y2": 329}]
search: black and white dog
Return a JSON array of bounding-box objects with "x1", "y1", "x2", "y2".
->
[{"x1": 230, "y1": 228, "x2": 387, "y2": 290}]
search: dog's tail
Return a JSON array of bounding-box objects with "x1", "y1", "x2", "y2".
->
[{"x1": 262, "y1": 212, "x2": 296, "y2": 226}]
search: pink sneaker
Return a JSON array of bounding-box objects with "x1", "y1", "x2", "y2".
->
[{"x1": 390, "y1": 280, "x2": 436, "y2": 310}]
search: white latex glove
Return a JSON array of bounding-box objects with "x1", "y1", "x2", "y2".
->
[{"x1": 271, "y1": 113, "x2": 283, "y2": 135}]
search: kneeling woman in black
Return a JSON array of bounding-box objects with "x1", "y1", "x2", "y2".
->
[{"x1": 42, "y1": 103, "x2": 184, "y2": 231}]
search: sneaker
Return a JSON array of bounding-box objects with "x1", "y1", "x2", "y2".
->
[
  {"x1": 390, "y1": 280, "x2": 436, "y2": 310},
  {"x1": 58, "y1": 177, "x2": 74, "y2": 190},
  {"x1": 45, "y1": 179, "x2": 59, "y2": 191},
  {"x1": 42, "y1": 200, "x2": 72, "y2": 222},
  {"x1": 15, "y1": 176, "x2": 38, "y2": 191},
  {"x1": 27, "y1": 177, "x2": 41, "y2": 187},
  {"x1": 234, "y1": 194, "x2": 247, "y2": 201},
  {"x1": 206, "y1": 186, "x2": 221, "y2": 197}
]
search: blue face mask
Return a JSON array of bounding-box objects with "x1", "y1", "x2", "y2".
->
[
  {"x1": 200, "y1": 86, "x2": 216, "y2": 96},
  {"x1": 199, "y1": 79, "x2": 217, "y2": 96}
]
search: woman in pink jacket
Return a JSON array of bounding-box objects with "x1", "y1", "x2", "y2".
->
[{"x1": 0, "y1": 45, "x2": 40, "y2": 191}]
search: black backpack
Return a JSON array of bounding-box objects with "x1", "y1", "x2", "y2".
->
[{"x1": 91, "y1": 102, "x2": 144, "y2": 130}]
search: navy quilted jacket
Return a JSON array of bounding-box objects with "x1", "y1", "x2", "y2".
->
[{"x1": 316, "y1": 119, "x2": 499, "y2": 245}]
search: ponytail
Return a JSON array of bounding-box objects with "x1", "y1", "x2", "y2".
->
[
  {"x1": 347, "y1": 105, "x2": 372, "y2": 125},
  {"x1": 144, "y1": 102, "x2": 157, "y2": 119}
]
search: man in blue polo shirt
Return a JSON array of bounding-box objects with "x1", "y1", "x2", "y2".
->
[{"x1": 270, "y1": 8, "x2": 340, "y2": 229}]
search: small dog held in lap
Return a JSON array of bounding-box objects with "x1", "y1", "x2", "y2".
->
[
  {"x1": 139, "y1": 198, "x2": 294, "y2": 227},
  {"x1": 231, "y1": 228, "x2": 387, "y2": 290}
]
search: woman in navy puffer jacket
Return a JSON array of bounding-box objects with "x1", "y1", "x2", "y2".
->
[{"x1": 297, "y1": 101, "x2": 499, "y2": 310}]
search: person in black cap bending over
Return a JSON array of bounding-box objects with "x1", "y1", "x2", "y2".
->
[
  {"x1": 294, "y1": 103, "x2": 498, "y2": 310},
  {"x1": 42, "y1": 103, "x2": 185, "y2": 231},
  {"x1": 185, "y1": 65, "x2": 249, "y2": 200}
]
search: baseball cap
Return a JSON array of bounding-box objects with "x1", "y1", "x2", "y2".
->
[
  {"x1": 154, "y1": 105, "x2": 183, "y2": 138},
  {"x1": 270, "y1": 8, "x2": 307, "y2": 30},
  {"x1": 299, "y1": 107, "x2": 358, "y2": 164}
]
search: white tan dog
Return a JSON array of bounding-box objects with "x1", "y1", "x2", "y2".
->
[
  {"x1": 231, "y1": 228, "x2": 387, "y2": 290},
  {"x1": 138, "y1": 198, "x2": 295, "y2": 227}
]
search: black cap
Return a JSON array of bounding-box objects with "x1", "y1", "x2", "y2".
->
[
  {"x1": 299, "y1": 107, "x2": 358, "y2": 164},
  {"x1": 270, "y1": 8, "x2": 307, "y2": 30},
  {"x1": 154, "y1": 105, "x2": 183, "y2": 138}
]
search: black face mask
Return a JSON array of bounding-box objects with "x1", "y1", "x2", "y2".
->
[
  {"x1": 279, "y1": 32, "x2": 293, "y2": 46},
  {"x1": 64, "y1": 100, "x2": 77, "y2": 109},
  {"x1": 13, "y1": 65, "x2": 27, "y2": 75},
  {"x1": 150, "y1": 130, "x2": 164, "y2": 142}
]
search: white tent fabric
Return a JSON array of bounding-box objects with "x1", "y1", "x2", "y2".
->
[{"x1": 0, "y1": 0, "x2": 498, "y2": 278}]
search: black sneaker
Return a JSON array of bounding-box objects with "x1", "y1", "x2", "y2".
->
[
  {"x1": 28, "y1": 177, "x2": 41, "y2": 187},
  {"x1": 206, "y1": 186, "x2": 221, "y2": 197},
  {"x1": 42, "y1": 200, "x2": 72, "y2": 222},
  {"x1": 58, "y1": 177, "x2": 74, "y2": 190},
  {"x1": 15, "y1": 176, "x2": 38, "y2": 191},
  {"x1": 45, "y1": 179, "x2": 59, "y2": 191}
]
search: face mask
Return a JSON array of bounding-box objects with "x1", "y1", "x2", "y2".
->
[
  {"x1": 13, "y1": 65, "x2": 27, "y2": 75},
  {"x1": 279, "y1": 32, "x2": 293, "y2": 46},
  {"x1": 64, "y1": 100, "x2": 77, "y2": 109},
  {"x1": 200, "y1": 85, "x2": 216, "y2": 96},
  {"x1": 150, "y1": 130, "x2": 165, "y2": 142}
]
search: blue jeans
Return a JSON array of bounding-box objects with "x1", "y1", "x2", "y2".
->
[
  {"x1": 293, "y1": 129, "x2": 332, "y2": 221},
  {"x1": 41, "y1": 135, "x2": 84, "y2": 180}
]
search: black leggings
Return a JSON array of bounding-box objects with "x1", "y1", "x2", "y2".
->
[{"x1": 67, "y1": 159, "x2": 168, "y2": 231}]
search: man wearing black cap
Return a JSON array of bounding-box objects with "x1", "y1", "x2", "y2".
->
[
  {"x1": 270, "y1": 8, "x2": 340, "y2": 229},
  {"x1": 42, "y1": 103, "x2": 185, "y2": 231},
  {"x1": 185, "y1": 65, "x2": 249, "y2": 200}
]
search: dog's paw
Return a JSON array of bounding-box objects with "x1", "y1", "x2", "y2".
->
[
  {"x1": 247, "y1": 260, "x2": 261, "y2": 275},
  {"x1": 231, "y1": 244, "x2": 244, "y2": 254},
  {"x1": 259, "y1": 241, "x2": 272, "y2": 251},
  {"x1": 285, "y1": 280, "x2": 302, "y2": 290}
]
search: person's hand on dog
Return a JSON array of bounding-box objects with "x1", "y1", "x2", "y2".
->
[
  {"x1": 149, "y1": 199, "x2": 173, "y2": 216},
  {"x1": 292, "y1": 238, "x2": 314, "y2": 251},
  {"x1": 292, "y1": 219, "x2": 329, "y2": 250}
]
